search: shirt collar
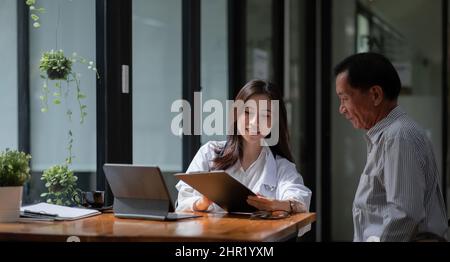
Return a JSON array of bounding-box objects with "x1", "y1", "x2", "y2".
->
[
  {"x1": 365, "y1": 105, "x2": 406, "y2": 145},
  {"x1": 230, "y1": 144, "x2": 278, "y2": 192}
]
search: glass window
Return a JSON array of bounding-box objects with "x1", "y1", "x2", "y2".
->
[
  {"x1": 28, "y1": 0, "x2": 97, "y2": 203},
  {"x1": 132, "y1": 0, "x2": 182, "y2": 172},
  {"x1": 246, "y1": 0, "x2": 273, "y2": 81},
  {"x1": 201, "y1": 0, "x2": 228, "y2": 144},
  {"x1": 0, "y1": 0, "x2": 18, "y2": 150},
  {"x1": 286, "y1": 0, "x2": 307, "y2": 170}
]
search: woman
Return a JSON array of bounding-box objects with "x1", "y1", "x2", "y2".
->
[{"x1": 176, "y1": 80, "x2": 311, "y2": 214}]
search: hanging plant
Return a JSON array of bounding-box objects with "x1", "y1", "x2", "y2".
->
[
  {"x1": 30, "y1": 0, "x2": 100, "y2": 207},
  {"x1": 37, "y1": 49, "x2": 99, "y2": 206},
  {"x1": 39, "y1": 49, "x2": 72, "y2": 80},
  {"x1": 25, "y1": 0, "x2": 46, "y2": 28},
  {"x1": 39, "y1": 49, "x2": 98, "y2": 125}
]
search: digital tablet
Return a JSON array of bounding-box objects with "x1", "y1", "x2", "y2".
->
[{"x1": 175, "y1": 171, "x2": 258, "y2": 213}]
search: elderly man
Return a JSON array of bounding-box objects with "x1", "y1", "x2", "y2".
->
[{"x1": 334, "y1": 52, "x2": 448, "y2": 242}]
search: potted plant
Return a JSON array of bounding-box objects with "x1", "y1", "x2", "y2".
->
[
  {"x1": 0, "y1": 149, "x2": 31, "y2": 222},
  {"x1": 39, "y1": 50, "x2": 73, "y2": 80},
  {"x1": 40, "y1": 164, "x2": 81, "y2": 206},
  {"x1": 38, "y1": 50, "x2": 97, "y2": 124}
]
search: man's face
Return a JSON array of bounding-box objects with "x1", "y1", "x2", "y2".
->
[{"x1": 335, "y1": 72, "x2": 377, "y2": 130}]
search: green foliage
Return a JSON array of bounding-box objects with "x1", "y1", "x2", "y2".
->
[
  {"x1": 0, "y1": 149, "x2": 31, "y2": 187},
  {"x1": 29, "y1": 1, "x2": 100, "y2": 207},
  {"x1": 25, "y1": 0, "x2": 45, "y2": 28},
  {"x1": 39, "y1": 50, "x2": 73, "y2": 81},
  {"x1": 40, "y1": 164, "x2": 81, "y2": 206},
  {"x1": 38, "y1": 50, "x2": 98, "y2": 125}
]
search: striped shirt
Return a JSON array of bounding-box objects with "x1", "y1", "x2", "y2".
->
[{"x1": 353, "y1": 106, "x2": 448, "y2": 242}]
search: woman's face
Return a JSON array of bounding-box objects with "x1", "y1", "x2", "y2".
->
[{"x1": 237, "y1": 94, "x2": 272, "y2": 145}]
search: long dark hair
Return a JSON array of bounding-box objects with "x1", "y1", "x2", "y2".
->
[{"x1": 212, "y1": 79, "x2": 294, "y2": 170}]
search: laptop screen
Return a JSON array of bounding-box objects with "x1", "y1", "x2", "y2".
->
[{"x1": 103, "y1": 164, "x2": 175, "y2": 211}]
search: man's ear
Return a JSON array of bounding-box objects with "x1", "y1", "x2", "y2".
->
[{"x1": 370, "y1": 85, "x2": 384, "y2": 106}]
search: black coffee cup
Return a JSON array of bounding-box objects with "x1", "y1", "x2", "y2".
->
[{"x1": 81, "y1": 191, "x2": 105, "y2": 208}]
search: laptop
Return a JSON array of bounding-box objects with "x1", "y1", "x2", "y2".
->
[{"x1": 103, "y1": 164, "x2": 200, "y2": 221}]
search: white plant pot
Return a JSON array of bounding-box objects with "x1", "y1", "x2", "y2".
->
[{"x1": 0, "y1": 186, "x2": 23, "y2": 223}]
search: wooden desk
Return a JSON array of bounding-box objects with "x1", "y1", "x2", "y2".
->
[{"x1": 0, "y1": 212, "x2": 315, "y2": 242}]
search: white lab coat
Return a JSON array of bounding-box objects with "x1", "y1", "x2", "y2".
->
[{"x1": 175, "y1": 141, "x2": 312, "y2": 213}]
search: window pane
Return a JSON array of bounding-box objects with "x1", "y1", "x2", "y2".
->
[
  {"x1": 246, "y1": 0, "x2": 273, "y2": 81},
  {"x1": 0, "y1": 0, "x2": 18, "y2": 150},
  {"x1": 201, "y1": 0, "x2": 228, "y2": 144},
  {"x1": 29, "y1": 0, "x2": 97, "y2": 202},
  {"x1": 286, "y1": 0, "x2": 307, "y2": 175},
  {"x1": 132, "y1": 0, "x2": 182, "y2": 172}
]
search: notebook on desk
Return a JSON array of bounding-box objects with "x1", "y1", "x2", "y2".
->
[{"x1": 20, "y1": 203, "x2": 101, "y2": 221}]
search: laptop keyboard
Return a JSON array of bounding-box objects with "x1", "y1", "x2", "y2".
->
[{"x1": 166, "y1": 212, "x2": 199, "y2": 220}]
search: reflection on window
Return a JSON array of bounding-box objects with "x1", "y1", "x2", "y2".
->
[
  {"x1": 356, "y1": 14, "x2": 370, "y2": 53},
  {"x1": 356, "y1": 3, "x2": 411, "y2": 91},
  {"x1": 356, "y1": 5, "x2": 407, "y2": 59},
  {"x1": 286, "y1": 0, "x2": 307, "y2": 170},
  {"x1": 246, "y1": 0, "x2": 273, "y2": 81}
]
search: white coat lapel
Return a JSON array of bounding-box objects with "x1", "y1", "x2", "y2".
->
[{"x1": 257, "y1": 147, "x2": 278, "y2": 197}]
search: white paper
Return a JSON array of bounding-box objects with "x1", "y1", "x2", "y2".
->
[{"x1": 20, "y1": 203, "x2": 100, "y2": 221}]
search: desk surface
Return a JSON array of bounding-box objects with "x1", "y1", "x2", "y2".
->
[{"x1": 0, "y1": 212, "x2": 315, "y2": 242}]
